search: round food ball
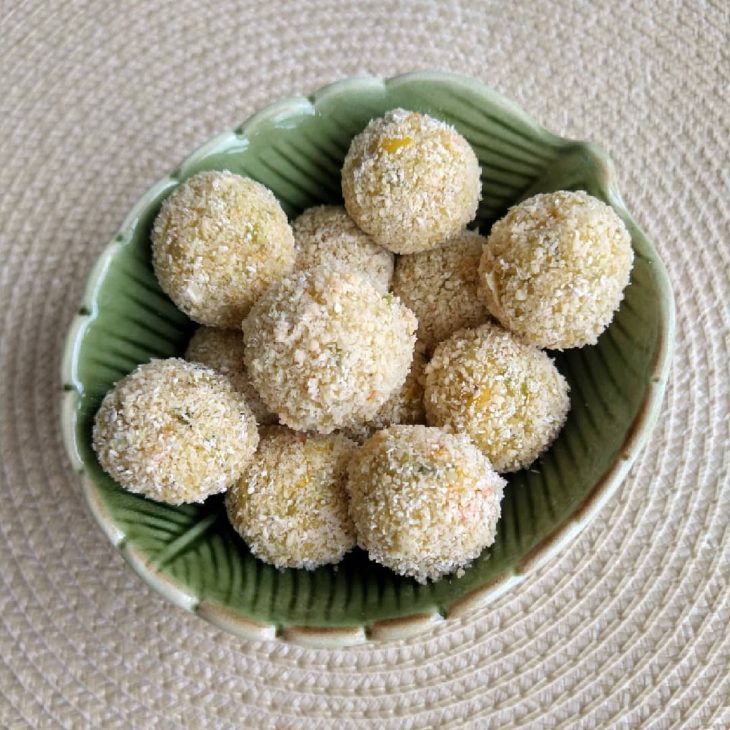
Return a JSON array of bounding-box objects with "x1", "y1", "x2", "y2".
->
[
  {"x1": 152, "y1": 170, "x2": 295, "y2": 328},
  {"x1": 225, "y1": 426, "x2": 356, "y2": 569},
  {"x1": 184, "y1": 327, "x2": 276, "y2": 425},
  {"x1": 342, "y1": 109, "x2": 481, "y2": 254},
  {"x1": 243, "y1": 267, "x2": 417, "y2": 434},
  {"x1": 479, "y1": 190, "x2": 633, "y2": 349},
  {"x1": 92, "y1": 358, "x2": 258, "y2": 505},
  {"x1": 292, "y1": 205, "x2": 394, "y2": 293},
  {"x1": 342, "y1": 340, "x2": 428, "y2": 442},
  {"x1": 424, "y1": 323, "x2": 570, "y2": 473},
  {"x1": 392, "y1": 229, "x2": 490, "y2": 351},
  {"x1": 347, "y1": 425, "x2": 505, "y2": 583}
]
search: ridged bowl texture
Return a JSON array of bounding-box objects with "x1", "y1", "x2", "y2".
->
[{"x1": 61, "y1": 71, "x2": 674, "y2": 646}]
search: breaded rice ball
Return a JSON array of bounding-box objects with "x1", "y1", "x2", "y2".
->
[
  {"x1": 425, "y1": 323, "x2": 570, "y2": 473},
  {"x1": 342, "y1": 340, "x2": 428, "y2": 442},
  {"x1": 479, "y1": 190, "x2": 633, "y2": 349},
  {"x1": 243, "y1": 267, "x2": 417, "y2": 434},
  {"x1": 342, "y1": 109, "x2": 481, "y2": 254},
  {"x1": 184, "y1": 327, "x2": 276, "y2": 425},
  {"x1": 225, "y1": 426, "x2": 356, "y2": 569},
  {"x1": 152, "y1": 170, "x2": 295, "y2": 328},
  {"x1": 93, "y1": 358, "x2": 258, "y2": 505},
  {"x1": 292, "y1": 205, "x2": 394, "y2": 293},
  {"x1": 347, "y1": 425, "x2": 505, "y2": 583},
  {"x1": 392, "y1": 229, "x2": 490, "y2": 351}
]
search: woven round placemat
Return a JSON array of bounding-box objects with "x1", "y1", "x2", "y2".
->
[{"x1": 1, "y1": 1, "x2": 727, "y2": 727}]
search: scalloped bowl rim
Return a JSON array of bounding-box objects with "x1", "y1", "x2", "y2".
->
[{"x1": 60, "y1": 70, "x2": 676, "y2": 647}]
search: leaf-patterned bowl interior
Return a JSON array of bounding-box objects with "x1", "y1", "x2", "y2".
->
[{"x1": 61, "y1": 72, "x2": 674, "y2": 646}]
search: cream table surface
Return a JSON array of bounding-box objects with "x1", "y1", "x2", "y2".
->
[{"x1": 0, "y1": 1, "x2": 728, "y2": 728}]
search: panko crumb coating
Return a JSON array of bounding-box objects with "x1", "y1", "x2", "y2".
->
[
  {"x1": 341, "y1": 340, "x2": 428, "y2": 443},
  {"x1": 93, "y1": 358, "x2": 258, "y2": 505},
  {"x1": 392, "y1": 229, "x2": 490, "y2": 351},
  {"x1": 243, "y1": 267, "x2": 417, "y2": 434},
  {"x1": 292, "y1": 205, "x2": 394, "y2": 293},
  {"x1": 346, "y1": 425, "x2": 505, "y2": 583},
  {"x1": 184, "y1": 327, "x2": 276, "y2": 425},
  {"x1": 225, "y1": 426, "x2": 356, "y2": 569},
  {"x1": 152, "y1": 171, "x2": 295, "y2": 328},
  {"x1": 342, "y1": 109, "x2": 481, "y2": 254},
  {"x1": 425, "y1": 323, "x2": 570, "y2": 473},
  {"x1": 479, "y1": 190, "x2": 633, "y2": 349}
]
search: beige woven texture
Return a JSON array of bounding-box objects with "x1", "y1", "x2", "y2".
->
[{"x1": 1, "y1": 1, "x2": 728, "y2": 727}]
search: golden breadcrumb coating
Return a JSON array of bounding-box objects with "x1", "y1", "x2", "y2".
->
[
  {"x1": 184, "y1": 327, "x2": 276, "y2": 425},
  {"x1": 342, "y1": 109, "x2": 481, "y2": 254},
  {"x1": 93, "y1": 358, "x2": 258, "y2": 505},
  {"x1": 243, "y1": 267, "x2": 416, "y2": 434},
  {"x1": 341, "y1": 340, "x2": 427, "y2": 442},
  {"x1": 292, "y1": 205, "x2": 394, "y2": 293},
  {"x1": 425, "y1": 323, "x2": 570, "y2": 472},
  {"x1": 225, "y1": 426, "x2": 356, "y2": 569},
  {"x1": 152, "y1": 170, "x2": 295, "y2": 328},
  {"x1": 479, "y1": 190, "x2": 633, "y2": 349},
  {"x1": 347, "y1": 425, "x2": 505, "y2": 583},
  {"x1": 392, "y1": 229, "x2": 490, "y2": 351}
]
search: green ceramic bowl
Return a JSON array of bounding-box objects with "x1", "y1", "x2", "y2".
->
[{"x1": 61, "y1": 71, "x2": 674, "y2": 647}]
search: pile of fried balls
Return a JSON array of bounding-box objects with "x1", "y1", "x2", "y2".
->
[{"x1": 93, "y1": 109, "x2": 633, "y2": 583}]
